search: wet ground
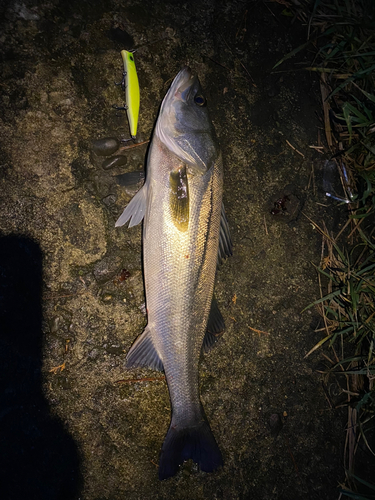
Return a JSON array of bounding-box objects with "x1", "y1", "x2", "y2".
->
[{"x1": 0, "y1": 1, "x2": 347, "y2": 499}]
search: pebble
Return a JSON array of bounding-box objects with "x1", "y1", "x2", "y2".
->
[
  {"x1": 101, "y1": 155, "x2": 127, "y2": 170},
  {"x1": 269, "y1": 413, "x2": 283, "y2": 437},
  {"x1": 93, "y1": 254, "x2": 122, "y2": 284},
  {"x1": 102, "y1": 194, "x2": 117, "y2": 206},
  {"x1": 50, "y1": 316, "x2": 61, "y2": 334},
  {"x1": 92, "y1": 137, "x2": 120, "y2": 156}
]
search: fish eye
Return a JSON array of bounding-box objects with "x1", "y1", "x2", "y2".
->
[{"x1": 194, "y1": 94, "x2": 206, "y2": 106}]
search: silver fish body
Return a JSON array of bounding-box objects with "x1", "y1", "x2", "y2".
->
[{"x1": 116, "y1": 67, "x2": 231, "y2": 479}]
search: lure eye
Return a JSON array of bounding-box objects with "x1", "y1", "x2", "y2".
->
[
  {"x1": 194, "y1": 94, "x2": 206, "y2": 106},
  {"x1": 129, "y1": 55, "x2": 134, "y2": 62}
]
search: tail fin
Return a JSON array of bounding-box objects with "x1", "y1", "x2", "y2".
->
[{"x1": 158, "y1": 420, "x2": 223, "y2": 480}]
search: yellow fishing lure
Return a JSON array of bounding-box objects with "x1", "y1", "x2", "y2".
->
[{"x1": 120, "y1": 50, "x2": 140, "y2": 139}]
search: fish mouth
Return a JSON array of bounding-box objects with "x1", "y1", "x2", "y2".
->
[
  {"x1": 174, "y1": 67, "x2": 196, "y2": 96},
  {"x1": 162, "y1": 67, "x2": 197, "y2": 108}
]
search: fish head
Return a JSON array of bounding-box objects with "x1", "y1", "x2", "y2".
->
[{"x1": 156, "y1": 67, "x2": 218, "y2": 174}]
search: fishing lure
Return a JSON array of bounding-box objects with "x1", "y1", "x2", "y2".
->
[{"x1": 119, "y1": 50, "x2": 140, "y2": 139}]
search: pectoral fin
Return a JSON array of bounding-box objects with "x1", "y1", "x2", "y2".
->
[
  {"x1": 169, "y1": 165, "x2": 189, "y2": 232},
  {"x1": 115, "y1": 181, "x2": 148, "y2": 228}
]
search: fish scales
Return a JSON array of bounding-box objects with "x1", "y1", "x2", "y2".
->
[
  {"x1": 115, "y1": 67, "x2": 231, "y2": 480},
  {"x1": 144, "y1": 136, "x2": 223, "y2": 426}
]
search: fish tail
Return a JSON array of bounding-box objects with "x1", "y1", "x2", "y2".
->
[{"x1": 158, "y1": 418, "x2": 223, "y2": 480}]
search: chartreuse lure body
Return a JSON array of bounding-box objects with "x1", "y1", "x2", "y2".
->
[{"x1": 121, "y1": 49, "x2": 140, "y2": 139}]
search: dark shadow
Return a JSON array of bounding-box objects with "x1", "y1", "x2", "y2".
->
[{"x1": 0, "y1": 235, "x2": 82, "y2": 500}]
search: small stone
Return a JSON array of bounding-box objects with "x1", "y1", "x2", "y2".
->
[
  {"x1": 101, "y1": 155, "x2": 128, "y2": 170},
  {"x1": 50, "y1": 316, "x2": 61, "y2": 334},
  {"x1": 93, "y1": 254, "x2": 122, "y2": 284},
  {"x1": 269, "y1": 413, "x2": 283, "y2": 437},
  {"x1": 91, "y1": 137, "x2": 120, "y2": 156},
  {"x1": 102, "y1": 194, "x2": 117, "y2": 206}
]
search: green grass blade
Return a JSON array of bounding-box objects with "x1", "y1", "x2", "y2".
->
[
  {"x1": 330, "y1": 356, "x2": 363, "y2": 370},
  {"x1": 337, "y1": 368, "x2": 375, "y2": 375},
  {"x1": 302, "y1": 289, "x2": 342, "y2": 311},
  {"x1": 324, "y1": 305, "x2": 339, "y2": 318},
  {"x1": 317, "y1": 266, "x2": 339, "y2": 281},
  {"x1": 354, "y1": 85, "x2": 375, "y2": 104},
  {"x1": 350, "y1": 475, "x2": 375, "y2": 491},
  {"x1": 328, "y1": 62, "x2": 375, "y2": 99},
  {"x1": 356, "y1": 392, "x2": 373, "y2": 413},
  {"x1": 357, "y1": 263, "x2": 375, "y2": 276},
  {"x1": 343, "y1": 102, "x2": 369, "y2": 123},
  {"x1": 272, "y1": 40, "x2": 312, "y2": 69},
  {"x1": 330, "y1": 325, "x2": 355, "y2": 344},
  {"x1": 339, "y1": 490, "x2": 375, "y2": 500},
  {"x1": 305, "y1": 334, "x2": 332, "y2": 358}
]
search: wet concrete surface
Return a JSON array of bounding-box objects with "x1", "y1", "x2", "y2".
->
[{"x1": 0, "y1": 1, "x2": 346, "y2": 499}]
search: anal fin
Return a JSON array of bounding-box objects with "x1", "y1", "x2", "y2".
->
[{"x1": 126, "y1": 327, "x2": 163, "y2": 371}]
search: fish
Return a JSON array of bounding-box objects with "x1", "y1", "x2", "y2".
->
[
  {"x1": 115, "y1": 66, "x2": 232, "y2": 479},
  {"x1": 120, "y1": 49, "x2": 140, "y2": 139}
]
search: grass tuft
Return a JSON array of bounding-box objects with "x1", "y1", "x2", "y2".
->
[{"x1": 274, "y1": 0, "x2": 375, "y2": 496}]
